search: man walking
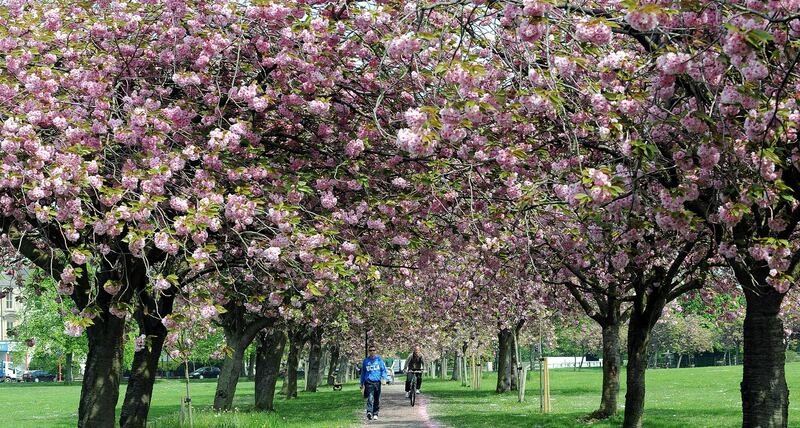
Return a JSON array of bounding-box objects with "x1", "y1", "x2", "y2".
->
[{"x1": 360, "y1": 344, "x2": 388, "y2": 421}]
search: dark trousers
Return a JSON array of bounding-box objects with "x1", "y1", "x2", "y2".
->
[
  {"x1": 405, "y1": 372, "x2": 422, "y2": 392},
  {"x1": 365, "y1": 380, "x2": 381, "y2": 415}
]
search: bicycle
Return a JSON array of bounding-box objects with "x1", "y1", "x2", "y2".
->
[{"x1": 407, "y1": 370, "x2": 423, "y2": 407}]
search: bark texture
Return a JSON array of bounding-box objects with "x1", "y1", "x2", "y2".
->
[
  {"x1": 213, "y1": 305, "x2": 275, "y2": 411},
  {"x1": 496, "y1": 328, "x2": 513, "y2": 393},
  {"x1": 281, "y1": 327, "x2": 306, "y2": 399},
  {"x1": 305, "y1": 327, "x2": 323, "y2": 392},
  {"x1": 120, "y1": 291, "x2": 174, "y2": 428},
  {"x1": 596, "y1": 322, "x2": 622, "y2": 418},
  {"x1": 255, "y1": 328, "x2": 286, "y2": 411},
  {"x1": 327, "y1": 343, "x2": 340, "y2": 386},
  {"x1": 740, "y1": 287, "x2": 788, "y2": 428},
  {"x1": 78, "y1": 313, "x2": 126, "y2": 428}
]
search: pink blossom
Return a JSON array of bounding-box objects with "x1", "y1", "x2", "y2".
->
[
  {"x1": 64, "y1": 321, "x2": 84, "y2": 337},
  {"x1": 60, "y1": 266, "x2": 77, "y2": 284},
  {"x1": 392, "y1": 235, "x2": 410, "y2": 246},
  {"x1": 741, "y1": 60, "x2": 768, "y2": 81},
  {"x1": 611, "y1": 252, "x2": 629, "y2": 271},
  {"x1": 341, "y1": 242, "x2": 357, "y2": 254},
  {"x1": 697, "y1": 145, "x2": 720, "y2": 169},
  {"x1": 392, "y1": 177, "x2": 408, "y2": 188},
  {"x1": 103, "y1": 281, "x2": 121, "y2": 296},
  {"x1": 367, "y1": 218, "x2": 386, "y2": 231},
  {"x1": 320, "y1": 191, "x2": 338, "y2": 209},
  {"x1": 307, "y1": 100, "x2": 330, "y2": 116},
  {"x1": 71, "y1": 251, "x2": 87, "y2": 265},
  {"x1": 575, "y1": 22, "x2": 613, "y2": 45},
  {"x1": 345, "y1": 139, "x2": 365, "y2": 158},
  {"x1": 404, "y1": 108, "x2": 427, "y2": 129},
  {"x1": 625, "y1": 10, "x2": 659, "y2": 32},
  {"x1": 718, "y1": 202, "x2": 743, "y2": 226},
  {"x1": 134, "y1": 334, "x2": 146, "y2": 352},
  {"x1": 387, "y1": 33, "x2": 420, "y2": 60},
  {"x1": 200, "y1": 305, "x2": 217, "y2": 319},
  {"x1": 109, "y1": 306, "x2": 128, "y2": 319},
  {"x1": 154, "y1": 277, "x2": 171, "y2": 291},
  {"x1": 522, "y1": 0, "x2": 550, "y2": 16},
  {"x1": 656, "y1": 52, "x2": 691, "y2": 75},
  {"x1": 162, "y1": 317, "x2": 178, "y2": 330},
  {"x1": 269, "y1": 292, "x2": 283, "y2": 306},
  {"x1": 588, "y1": 168, "x2": 611, "y2": 186},
  {"x1": 264, "y1": 246, "x2": 281, "y2": 262}
]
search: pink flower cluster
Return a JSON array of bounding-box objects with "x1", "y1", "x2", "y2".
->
[
  {"x1": 225, "y1": 194, "x2": 256, "y2": 229},
  {"x1": 522, "y1": 0, "x2": 551, "y2": 17},
  {"x1": 656, "y1": 52, "x2": 691, "y2": 75},
  {"x1": 387, "y1": 33, "x2": 420, "y2": 60},
  {"x1": 575, "y1": 22, "x2": 613, "y2": 45},
  {"x1": 64, "y1": 321, "x2": 84, "y2": 337},
  {"x1": 625, "y1": 9, "x2": 659, "y2": 31}
]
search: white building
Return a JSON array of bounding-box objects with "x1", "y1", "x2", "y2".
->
[{"x1": 0, "y1": 272, "x2": 23, "y2": 379}]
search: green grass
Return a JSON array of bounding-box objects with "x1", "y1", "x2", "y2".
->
[
  {"x1": 0, "y1": 378, "x2": 363, "y2": 428},
  {"x1": 2, "y1": 364, "x2": 799, "y2": 427},
  {"x1": 425, "y1": 362, "x2": 800, "y2": 428}
]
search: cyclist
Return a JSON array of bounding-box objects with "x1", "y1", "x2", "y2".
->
[
  {"x1": 360, "y1": 344, "x2": 388, "y2": 421},
  {"x1": 404, "y1": 345, "x2": 424, "y2": 398}
]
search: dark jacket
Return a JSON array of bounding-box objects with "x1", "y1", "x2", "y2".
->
[{"x1": 405, "y1": 353, "x2": 424, "y2": 371}]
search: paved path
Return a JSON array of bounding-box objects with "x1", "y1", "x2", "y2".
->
[{"x1": 361, "y1": 383, "x2": 443, "y2": 428}]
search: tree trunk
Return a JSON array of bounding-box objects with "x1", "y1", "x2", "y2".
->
[
  {"x1": 213, "y1": 305, "x2": 275, "y2": 411},
  {"x1": 305, "y1": 328, "x2": 323, "y2": 392},
  {"x1": 741, "y1": 288, "x2": 788, "y2": 428},
  {"x1": 120, "y1": 329, "x2": 167, "y2": 428},
  {"x1": 281, "y1": 330, "x2": 304, "y2": 398},
  {"x1": 496, "y1": 328, "x2": 512, "y2": 393},
  {"x1": 676, "y1": 354, "x2": 683, "y2": 369},
  {"x1": 622, "y1": 312, "x2": 654, "y2": 428},
  {"x1": 78, "y1": 313, "x2": 126, "y2": 428},
  {"x1": 65, "y1": 352, "x2": 74, "y2": 383},
  {"x1": 337, "y1": 356, "x2": 349, "y2": 383},
  {"x1": 120, "y1": 292, "x2": 174, "y2": 428},
  {"x1": 452, "y1": 354, "x2": 462, "y2": 381},
  {"x1": 317, "y1": 347, "x2": 328, "y2": 387},
  {"x1": 327, "y1": 344, "x2": 340, "y2": 386},
  {"x1": 214, "y1": 337, "x2": 248, "y2": 411},
  {"x1": 594, "y1": 321, "x2": 621, "y2": 419},
  {"x1": 254, "y1": 328, "x2": 286, "y2": 411}
]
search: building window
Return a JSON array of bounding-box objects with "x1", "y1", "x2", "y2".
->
[
  {"x1": 6, "y1": 321, "x2": 12, "y2": 335},
  {"x1": 5, "y1": 293, "x2": 11, "y2": 309}
]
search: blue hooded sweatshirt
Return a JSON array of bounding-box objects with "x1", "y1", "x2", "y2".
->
[{"x1": 360, "y1": 355, "x2": 388, "y2": 385}]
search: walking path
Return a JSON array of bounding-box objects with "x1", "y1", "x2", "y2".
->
[{"x1": 360, "y1": 383, "x2": 443, "y2": 428}]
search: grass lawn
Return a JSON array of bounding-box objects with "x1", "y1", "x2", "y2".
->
[
  {"x1": 0, "y1": 378, "x2": 363, "y2": 428},
  {"x1": 425, "y1": 362, "x2": 800, "y2": 428},
  {"x1": 2, "y1": 363, "x2": 799, "y2": 427}
]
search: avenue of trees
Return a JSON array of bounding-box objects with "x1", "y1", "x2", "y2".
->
[{"x1": 0, "y1": 1, "x2": 799, "y2": 428}]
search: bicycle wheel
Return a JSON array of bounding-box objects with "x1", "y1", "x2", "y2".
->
[{"x1": 410, "y1": 387, "x2": 416, "y2": 406}]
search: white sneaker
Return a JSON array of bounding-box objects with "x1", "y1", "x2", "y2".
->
[
  {"x1": 373, "y1": 415, "x2": 379, "y2": 420},
  {"x1": 367, "y1": 412, "x2": 372, "y2": 420},
  {"x1": 416, "y1": 389, "x2": 421, "y2": 394},
  {"x1": 405, "y1": 391, "x2": 410, "y2": 398}
]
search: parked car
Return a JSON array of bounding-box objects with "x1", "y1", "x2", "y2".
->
[
  {"x1": 23, "y1": 370, "x2": 56, "y2": 382},
  {"x1": 189, "y1": 366, "x2": 220, "y2": 379}
]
